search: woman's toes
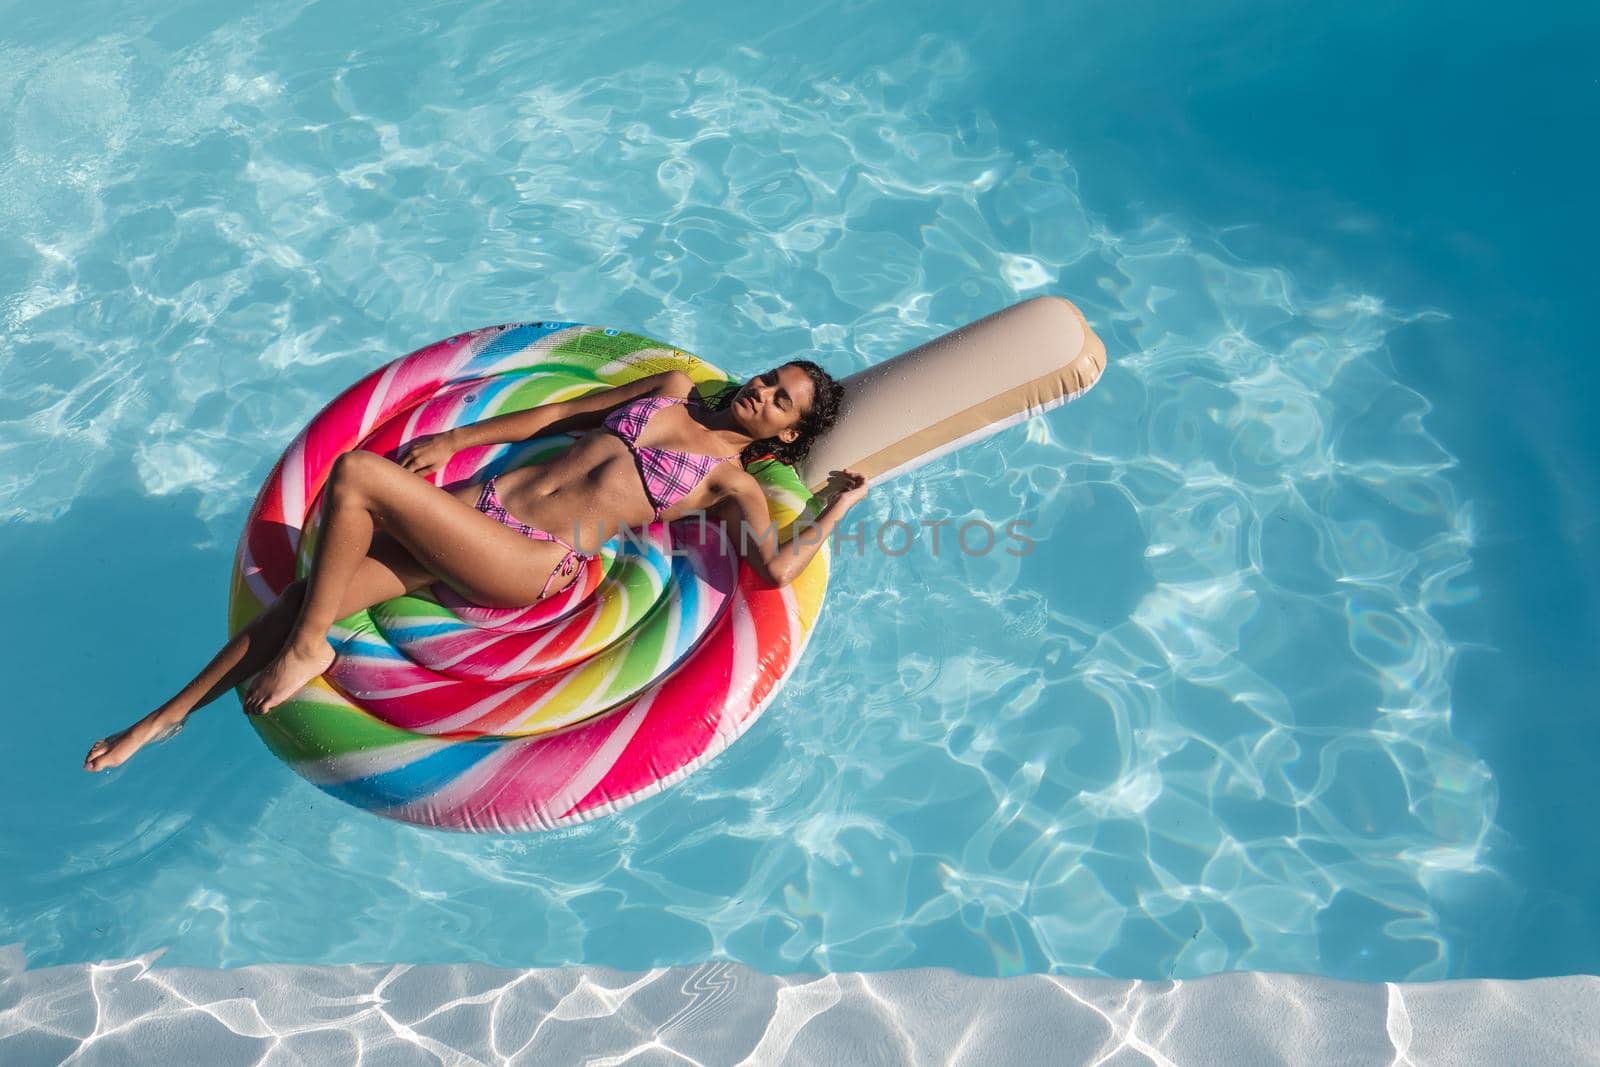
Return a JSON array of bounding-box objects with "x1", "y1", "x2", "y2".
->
[
  {"x1": 84, "y1": 731, "x2": 127, "y2": 772},
  {"x1": 243, "y1": 675, "x2": 268, "y2": 715}
]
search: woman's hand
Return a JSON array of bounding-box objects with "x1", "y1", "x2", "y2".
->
[
  {"x1": 826, "y1": 468, "x2": 870, "y2": 511},
  {"x1": 396, "y1": 430, "x2": 458, "y2": 477}
]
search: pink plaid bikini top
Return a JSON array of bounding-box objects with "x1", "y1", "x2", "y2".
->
[{"x1": 602, "y1": 394, "x2": 738, "y2": 520}]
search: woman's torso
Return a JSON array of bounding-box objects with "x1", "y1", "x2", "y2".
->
[{"x1": 446, "y1": 395, "x2": 742, "y2": 551}]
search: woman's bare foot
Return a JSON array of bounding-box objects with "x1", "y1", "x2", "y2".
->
[
  {"x1": 84, "y1": 716, "x2": 185, "y2": 773},
  {"x1": 242, "y1": 635, "x2": 336, "y2": 715}
]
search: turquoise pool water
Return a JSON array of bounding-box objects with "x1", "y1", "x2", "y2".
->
[{"x1": 3, "y1": 0, "x2": 1596, "y2": 981}]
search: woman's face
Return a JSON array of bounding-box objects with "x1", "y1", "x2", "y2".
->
[{"x1": 732, "y1": 365, "x2": 815, "y2": 441}]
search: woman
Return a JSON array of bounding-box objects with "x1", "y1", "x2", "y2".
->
[{"x1": 84, "y1": 361, "x2": 866, "y2": 772}]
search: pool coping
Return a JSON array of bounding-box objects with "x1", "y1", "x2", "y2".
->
[{"x1": 3, "y1": 944, "x2": 1597, "y2": 1064}]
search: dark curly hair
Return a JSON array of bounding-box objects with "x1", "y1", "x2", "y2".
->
[{"x1": 700, "y1": 359, "x2": 846, "y2": 468}]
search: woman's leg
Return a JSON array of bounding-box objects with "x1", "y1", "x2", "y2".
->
[
  {"x1": 244, "y1": 451, "x2": 574, "y2": 714},
  {"x1": 84, "y1": 531, "x2": 436, "y2": 772}
]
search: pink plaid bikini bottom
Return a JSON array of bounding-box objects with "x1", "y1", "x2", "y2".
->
[{"x1": 472, "y1": 476, "x2": 592, "y2": 600}]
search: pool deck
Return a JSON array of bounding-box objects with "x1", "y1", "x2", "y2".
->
[{"x1": 3, "y1": 943, "x2": 1596, "y2": 1064}]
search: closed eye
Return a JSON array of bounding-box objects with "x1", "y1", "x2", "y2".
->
[{"x1": 763, "y1": 371, "x2": 790, "y2": 410}]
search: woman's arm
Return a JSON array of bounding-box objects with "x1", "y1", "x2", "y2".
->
[
  {"x1": 399, "y1": 369, "x2": 694, "y2": 475},
  {"x1": 715, "y1": 470, "x2": 869, "y2": 586},
  {"x1": 452, "y1": 369, "x2": 693, "y2": 449}
]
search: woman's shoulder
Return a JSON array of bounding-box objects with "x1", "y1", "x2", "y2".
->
[
  {"x1": 706, "y1": 453, "x2": 759, "y2": 492},
  {"x1": 653, "y1": 369, "x2": 697, "y2": 399},
  {"x1": 618, "y1": 370, "x2": 697, "y2": 409},
  {"x1": 658, "y1": 371, "x2": 739, "y2": 410}
]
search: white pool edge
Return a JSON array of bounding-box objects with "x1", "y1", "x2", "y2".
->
[{"x1": 2, "y1": 945, "x2": 1596, "y2": 1064}]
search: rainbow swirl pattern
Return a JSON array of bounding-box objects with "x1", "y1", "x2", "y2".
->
[{"x1": 228, "y1": 323, "x2": 831, "y2": 833}]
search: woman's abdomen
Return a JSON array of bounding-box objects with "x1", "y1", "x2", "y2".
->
[{"x1": 488, "y1": 443, "x2": 654, "y2": 551}]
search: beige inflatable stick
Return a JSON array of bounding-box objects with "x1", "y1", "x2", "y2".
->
[{"x1": 796, "y1": 295, "x2": 1107, "y2": 494}]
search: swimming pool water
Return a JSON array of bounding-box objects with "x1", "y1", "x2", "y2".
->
[{"x1": 3, "y1": 0, "x2": 1596, "y2": 981}]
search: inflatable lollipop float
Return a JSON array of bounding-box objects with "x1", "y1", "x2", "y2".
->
[{"x1": 230, "y1": 295, "x2": 1106, "y2": 833}]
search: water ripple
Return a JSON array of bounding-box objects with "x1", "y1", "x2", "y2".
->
[{"x1": 3, "y1": 2, "x2": 1495, "y2": 981}]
